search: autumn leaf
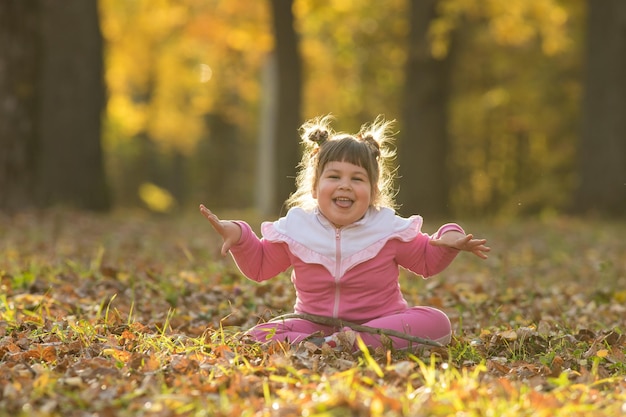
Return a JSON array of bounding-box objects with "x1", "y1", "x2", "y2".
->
[
  {"x1": 102, "y1": 348, "x2": 132, "y2": 363},
  {"x1": 1, "y1": 211, "x2": 625, "y2": 416}
]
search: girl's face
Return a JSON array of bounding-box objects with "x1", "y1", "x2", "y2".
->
[{"x1": 313, "y1": 160, "x2": 374, "y2": 228}]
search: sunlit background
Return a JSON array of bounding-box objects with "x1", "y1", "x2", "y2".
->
[
  {"x1": 3, "y1": 0, "x2": 623, "y2": 219},
  {"x1": 100, "y1": 0, "x2": 583, "y2": 217}
]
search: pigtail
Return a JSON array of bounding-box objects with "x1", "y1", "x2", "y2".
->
[
  {"x1": 287, "y1": 115, "x2": 336, "y2": 210},
  {"x1": 360, "y1": 134, "x2": 381, "y2": 159},
  {"x1": 300, "y1": 115, "x2": 334, "y2": 148},
  {"x1": 306, "y1": 128, "x2": 329, "y2": 145},
  {"x1": 358, "y1": 116, "x2": 399, "y2": 209}
]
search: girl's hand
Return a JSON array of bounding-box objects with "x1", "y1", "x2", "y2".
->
[
  {"x1": 430, "y1": 231, "x2": 491, "y2": 259},
  {"x1": 199, "y1": 204, "x2": 242, "y2": 256}
]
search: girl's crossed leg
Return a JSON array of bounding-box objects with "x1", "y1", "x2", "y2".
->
[{"x1": 357, "y1": 306, "x2": 452, "y2": 349}]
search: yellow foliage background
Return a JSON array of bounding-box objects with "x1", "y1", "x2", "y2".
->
[{"x1": 99, "y1": 0, "x2": 583, "y2": 217}]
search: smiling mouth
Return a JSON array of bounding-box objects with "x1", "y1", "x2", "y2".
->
[{"x1": 334, "y1": 197, "x2": 353, "y2": 208}]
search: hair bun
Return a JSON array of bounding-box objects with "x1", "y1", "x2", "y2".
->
[
  {"x1": 307, "y1": 129, "x2": 329, "y2": 145},
  {"x1": 362, "y1": 134, "x2": 381, "y2": 159}
]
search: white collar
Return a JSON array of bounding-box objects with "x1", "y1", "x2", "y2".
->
[{"x1": 261, "y1": 207, "x2": 422, "y2": 276}]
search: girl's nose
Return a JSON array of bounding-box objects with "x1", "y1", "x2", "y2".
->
[{"x1": 338, "y1": 180, "x2": 352, "y2": 190}]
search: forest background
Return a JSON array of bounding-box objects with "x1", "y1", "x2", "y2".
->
[
  {"x1": 1, "y1": 1, "x2": 626, "y2": 415},
  {"x1": 1, "y1": 0, "x2": 625, "y2": 220}
]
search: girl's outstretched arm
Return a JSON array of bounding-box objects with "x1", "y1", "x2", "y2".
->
[
  {"x1": 199, "y1": 204, "x2": 242, "y2": 256},
  {"x1": 429, "y1": 231, "x2": 490, "y2": 259}
]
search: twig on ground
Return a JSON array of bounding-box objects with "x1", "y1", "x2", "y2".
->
[{"x1": 269, "y1": 312, "x2": 443, "y2": 347}]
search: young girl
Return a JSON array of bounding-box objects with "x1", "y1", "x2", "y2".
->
[{"x1": 200, "y1": 115, "x2": 489, "y2": 350}]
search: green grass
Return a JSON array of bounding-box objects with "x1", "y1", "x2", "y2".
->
[{"x1": 0, "y1": 209, "x2": 625, "y2": 416}]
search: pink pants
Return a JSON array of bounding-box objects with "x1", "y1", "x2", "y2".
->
[{"x1": 247, "y1": 306, "x2": 452, "y2": 350}]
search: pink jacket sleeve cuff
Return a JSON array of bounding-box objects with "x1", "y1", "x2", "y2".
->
[{"x1": 231, "y1": 221, "x2": 253, "y2": 249}]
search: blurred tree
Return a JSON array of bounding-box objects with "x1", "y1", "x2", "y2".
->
[
  {"x1": 294, "y1": 1, "x2": 406, "y2": 127},
  {"x1": 433, "y1": 0, "x2": 578, "y2": 217},
  {"x1": 573, "y1": 0, "x2": 626, "y2": 216},
  {"x1": 38, "y1": 0, "x2": 110, "y2": 210},
  {"x1": 0, "y1": 0, "x2": 109, "y2": 212},
  {"x1": 267, "y1": 0, "x2": 302, "y2": 215},
  {"x1": 96, "y1": 0, "x2": 588, "y2": 218},
  {"x1": 206, "y1": 113, "x2": 239, "y2": 209},
  {"x1": 0, "y1": 1, "x2": 39, "y2": 212},
  {"x1": 398, "y1": 0, "x2": 453, "y2": 218},
  {"x1": 101, "y1": 0, "x2": 271, "y2": 210},
  {"x1": 102, "y1": 0, "x2": 194, "y2": 208}
]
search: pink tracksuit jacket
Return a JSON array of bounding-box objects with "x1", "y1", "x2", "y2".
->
[{"x1": 229, "y1": 207, "x2": 463, "y2": 328}]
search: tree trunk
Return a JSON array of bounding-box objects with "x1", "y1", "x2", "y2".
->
[
  {"x1": 268, "y1": 0, "x2": 302, "y2": 216},
  {"x1": 37, "y1": 0, "x2": 110, "y2": 210},
  {"x1": 398, "y1": 0, "x2": 452, "y2": 218},
  {"x1": 0, "y1": 1, "x2": 40, "y2": 212},
  {"x1": 573, "y1": 0, "x2": 626, "y2": 216},
  {"x1": 206, "y1": 113, "x2": 238, "y2": 209},
  {"x1": 257, "y1": 54, "x2": 277, "y2": 217}
]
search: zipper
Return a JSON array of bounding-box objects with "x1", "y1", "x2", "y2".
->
[{"x1": 332, "y1": 228, "x2": 341, "y2": 318}]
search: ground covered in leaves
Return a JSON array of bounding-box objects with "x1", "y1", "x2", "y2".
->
[{"x1": 0, "y1": 209, "x2": 625, "y2": 416}]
